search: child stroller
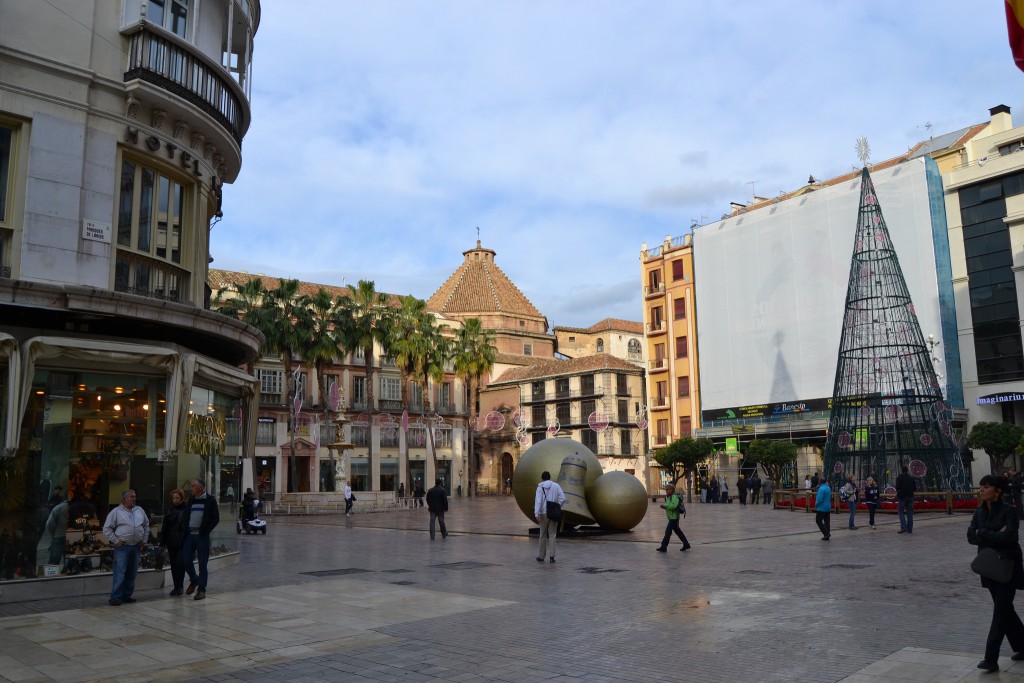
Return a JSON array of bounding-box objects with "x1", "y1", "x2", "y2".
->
[{"x1": 237, "y1": 493, "x2": 267, "y2": 534}]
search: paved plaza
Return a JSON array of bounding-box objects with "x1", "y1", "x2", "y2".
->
[{"x1": 0, "y1": 495, "x2": 1017, "y2": 682}]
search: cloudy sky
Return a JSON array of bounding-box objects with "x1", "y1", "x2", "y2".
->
[{"x1": 213, "y1": 2, "x2": 1023, "y2": 328}]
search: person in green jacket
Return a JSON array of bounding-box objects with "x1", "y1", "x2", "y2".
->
[{"x1": 656, "y1": 483, "x2": 691, "y2": 552}]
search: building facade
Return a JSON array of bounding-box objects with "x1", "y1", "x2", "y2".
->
[
  {"x1": 639, "y1": 233, "x2": 700, "y2": 451},
  {"x1": 942, "y1": 105, "x2": 1024, "y2": 470},
  {"x1": 0, "y1": 1, "x2": 261, "y2": 598}
]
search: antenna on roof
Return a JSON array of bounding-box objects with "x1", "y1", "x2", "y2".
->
[{"x1": 746, "y1": 180, "x2": 758, "y2": 201}]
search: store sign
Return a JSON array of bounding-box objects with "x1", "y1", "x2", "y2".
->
[
  {"x1": 186, "y1": 413, "x2": 226, "y2": 457},
  {"x1": 978, "y1": 393, "x2": 1024, "y2": 405},
  {"x1": 82, "y1": 219, "x2": 111, "y2": 243},
  {"x1": 124, "y1": 125, "x2": 203, "y2": 177}
]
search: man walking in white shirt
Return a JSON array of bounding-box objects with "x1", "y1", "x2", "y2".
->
[{"x1": 534, "y1": 471, "x2": 566, "y2": 564}]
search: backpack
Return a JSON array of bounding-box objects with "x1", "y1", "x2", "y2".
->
[{"x1": 840, "y1": 484, "x2": 854, "y2": 502}]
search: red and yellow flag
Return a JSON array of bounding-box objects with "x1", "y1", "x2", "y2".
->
[{"x1": 1007, "y1": 0, "x2": 1024, "y2": 72}]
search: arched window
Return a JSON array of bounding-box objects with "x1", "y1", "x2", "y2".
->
[
  {"x1": 628, "y1": 339, "x2": 641, "y2": 354},
  {"x1": 596, "y1": 338, "x2": 604, "y2": 353}
]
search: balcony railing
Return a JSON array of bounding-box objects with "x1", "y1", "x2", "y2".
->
[
  {"x1": 644, "y1": 283, "x2": 665, "y2": 296},
  {"x1": 647, "y1": 321, "x2": 665, "y2": 333},
  {"x1": 124, "y1": 25, "x2": 245, "y2": 145},
  {"x1": 649, "y1": 358, "x2": 667, "y2": 371},
  {"x1": 115, "y1": 250, "x2": 188, "y2": 303},
  {"x1": 259, "y1": 392, "x2": 283, "y2": 405}
]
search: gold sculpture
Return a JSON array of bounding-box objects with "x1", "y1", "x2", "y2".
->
[{"x1": 512, "y1": 438, "x2": 648, "y2": 531}]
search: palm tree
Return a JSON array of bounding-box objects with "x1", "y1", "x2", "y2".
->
[
  {"x1": 261, "y1": 279, "x2": 312, "y2": 493},
  {"x1": 389, "y1": 296, "x2": 429, "y2": 480},
  {"x1": 453, "y1": 318, "x2": 496, "y2": 495},
  {"x1": 336, "y1": 280, "x2": 391, "y2": 491},
  {"x1": 299, "y1": 288, "x2": 344, "y2": 491},
  {"x1": 409, "y1": 317, "x2": 451, "y2": 475},
  {"x1": 214, "y1": 277, "x2": 272, "y2": 492}
]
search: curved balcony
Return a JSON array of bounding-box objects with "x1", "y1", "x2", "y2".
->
[{"x1": 124, "y1": 25, "x2": 248, "y2": 146}]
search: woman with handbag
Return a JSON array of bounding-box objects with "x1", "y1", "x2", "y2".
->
[{"x1": 969, "y1": 474, "x2": 1024, "y2": 672}]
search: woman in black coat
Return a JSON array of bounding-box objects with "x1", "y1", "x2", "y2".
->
[
  {"x1": 969, "y1": 474, "x2": 1024, "y2": 672},
  {"x1": 159, "y1": 488, "x2": 189, "y2": 596}
]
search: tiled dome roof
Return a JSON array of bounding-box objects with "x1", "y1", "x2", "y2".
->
[{"x1": 426, "y1": 241, "x2": 545, "y2": 319}]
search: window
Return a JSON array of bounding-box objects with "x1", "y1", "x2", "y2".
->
[
  {"x1": 596, "y1": 338, "x2": 604, "y2": 353},
  {"x1": 352, "y1": 376, "x2": 366, "y2": 408},
  {"x1": 580, "y1": 374, "x2": 595, "y2": 395},
  {"x1": 524, "y1": 343, "x2": 533, "y2": 356},
  {"x1": 438, "y1": 382, "x2": 451, "y2": 409},
  {"x1": 671, "y1": 259, "x2": 684, "y2": 281},
  {"x1": 409, "y1": 383, "x2": 423, "y2": 409},
  {"x1": 531, "y1": 381, "x2": 545, "y2": 401},
  {"x1": 556, "y1": 403, "x2": 571, "y2": 424},
  {"x1": 616, "y1": 373, "x2": 629, "y2": 395},
  {"x1": 675, "y1": 336, "x2": 688, "y2": 358},
  {"x1": 650, "y1": 306, "x2": 663, "y2": 330},
  {"x1": 0, "y1": 124, "x2": 11, "y2": 225},
  {"x1": 680, "y1": 416, "x2": 692, "y2": 437},
  {"x1": 620, "y1": 429, "x2": 632, "y2": 455},
  {"x1": 115, "y1": 158, "x2": 190, "y2": 301},
  {"x1": 617, "y1": 399, "x2": 628, "y2": 423},
  {"x1": 256, "y1": 419, "x2": 276, "y2": 446},
  {"x1": 147, "y1": 0, "x2": 190, "y2": 38},
  {"x1": 581, "y1": 399, "x2": 596, "y2": 418},
  {"x1": 532, "y1": 431, "x2": 545, "y2": 445},
  {"x1": 655, "y1": 381, "x2": 667, "y2": 404},
  {"x1": 677, "y1": 376, "x2": 690, "y2": 398},
  {"x1": 434, "y1": 428, "x2": 453, "y2": 448},
  {"x1": 531, "y1": 405, "x2": 546, "y2": 427},
  {"x1": 555, "y1": 378, "x2": 570, "y2": 397},
  {"x1": 674, "y1": 298, "x2": 686, "y2": 320},
  {"x1": 656, "y1": 419, "x2": 668, "y2": 443},
  {"x1": 581, "y1": 429, "x2": 597, "y2": 452},
  {"x1": 568, "y1": 336, "x2": 576, "y2": 342},
  {"x1": 381, "y1": 377, "x2": 401, "y2": 401},
  {"x1": 258, "y1": 368, "x2": 282, "y2": 395},
  {"x1": 351, "y1": 425, "x2": 369, "y2": 446},
  {"x1": 648, "y1": 270, "x2": 661, "y2": 291}
]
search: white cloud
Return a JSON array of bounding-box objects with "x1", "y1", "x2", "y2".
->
[{"x1": 215, "y1": 0, "x2": 1024, "y2": 327}]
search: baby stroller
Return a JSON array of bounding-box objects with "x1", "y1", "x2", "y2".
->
[{"x1": 238, "y1": 495, "x2": 267, "y2": 534}]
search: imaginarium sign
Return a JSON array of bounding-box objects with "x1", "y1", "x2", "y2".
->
[{"x1": 185, "y1": 413, "x2": 227, "y2": 457}]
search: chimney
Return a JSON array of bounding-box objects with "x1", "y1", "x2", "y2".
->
[{"x1": 990, "y1": 104, "x2": 1013, "y2": 135}]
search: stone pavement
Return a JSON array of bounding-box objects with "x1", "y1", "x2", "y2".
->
[{"x1": 0, "y1": 495, "x2": 1017, "y2": 682}]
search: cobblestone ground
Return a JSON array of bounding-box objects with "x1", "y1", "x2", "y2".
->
[{"x1": 0, "y1": 495, "x2": 1016, "y2": 682}]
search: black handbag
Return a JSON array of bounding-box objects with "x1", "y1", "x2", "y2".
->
[{"x1": 972, "y1": 547, "x2": 1015, "y2": 584}]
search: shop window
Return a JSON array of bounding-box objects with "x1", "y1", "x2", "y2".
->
[
  {"x1": 147, "y1": 0, "x2": 190, "y2": 38},
  {"x1": 115, "y1": 158, "x2": 191, "y2": 302}
]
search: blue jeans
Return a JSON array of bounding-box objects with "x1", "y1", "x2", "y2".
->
[
  {"x1": 110, "y1": 545, "x2": 140, "y2": 602},
  {"x1": 182, "y1": 533, "x2": 211, "y2": 591},
  {"x1": 847, "y1": 501, "x2": 857, "y2": 528},
  {"x1": 898, "y1": 498, "x2": 914, "y2": 532}
]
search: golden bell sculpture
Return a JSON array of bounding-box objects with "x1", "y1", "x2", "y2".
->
[
  {"x1": 512, "y1": 438, "x2": 603, "y2": 523},
  {"x1": 556, "y1": 453, "x2": 595, "y2": 526}
]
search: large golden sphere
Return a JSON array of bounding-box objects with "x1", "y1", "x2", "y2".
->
[
  {"x1": 586, "y1": 471, "x2": 649, "y2": 531},
  {"x1": 512, "y1": 438, "x2": 603, "y2": 523}
]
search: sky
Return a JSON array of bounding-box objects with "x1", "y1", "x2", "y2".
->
[{"x1": 213, "y1": 1, "x2": 1024, "y2": 329}]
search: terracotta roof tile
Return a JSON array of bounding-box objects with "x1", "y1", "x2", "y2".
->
[
  {"x1": 426, "y1": 242, "x2": 545, "y2": 320},
  {"x1": 554, "y1": 318, "x2": 643, "y2": 334},
  {"x1": 209, "y1": 269, "x2": 402, "y2": 304},
  {"x1": 490, "y1": 353, "x2": 642, "y2": 385}
]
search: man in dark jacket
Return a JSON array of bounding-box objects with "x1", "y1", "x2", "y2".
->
[
  {"x1": 895, "y1": 465, "x2": 916, "y2": 534},
  {"x1": 183, "y1": 478, "x2": 219, "y2": 600},
  {"x1": 425, "y1": 478, "x2": 448, "y2": 540}
]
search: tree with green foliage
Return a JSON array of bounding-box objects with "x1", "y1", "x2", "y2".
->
[
  {"x1": 299, "y1": 288, "x2": 345, "y2": 490},
  {"x1": 453, "y1": 318, "x2": 496, "y2": 494},
  {"x1": 967, "y1": 421, "x2": 1024, "y2": 472},
  {"x1": 742, "y1": 439, "x2": 797, "y2": 487},
  {"x1": 654, "y1": 437, "x2": 714, "y2": 497}
]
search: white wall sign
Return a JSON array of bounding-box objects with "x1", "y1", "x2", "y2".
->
[{"x1": 82, "y1": 220, "x2": 111, "y2": 243}]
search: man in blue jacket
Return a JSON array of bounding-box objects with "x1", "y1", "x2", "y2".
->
[{"x1": 815, "y1": 478, "x2": 833, "y2": 541}]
